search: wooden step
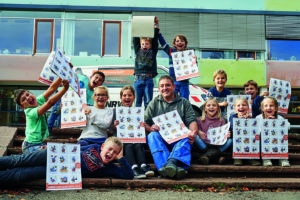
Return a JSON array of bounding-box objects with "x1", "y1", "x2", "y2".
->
[{"x1": 9, "y1": 177, "x2": 300, "y2": 189}]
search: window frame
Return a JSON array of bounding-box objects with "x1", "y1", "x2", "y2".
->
[
  {"x1": 33, "y1": 19, "x2": 54, "y2": 54},
  {"x1": 102, "y1": 21, "x2": 122, "y2": 57},
  {"x1": 237, "y1": 51, "x2": 255, "y2": 60}
]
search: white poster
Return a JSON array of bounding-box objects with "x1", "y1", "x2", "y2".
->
[
  {"x1": 206, "y1": 123, "x2": 230, "y2": 145},
  {"x1": 261, "y1": 119, "x2": 289, "y2": 159},
  {"x1": 61, "y1": 89, "x2": 87, "y2": 128},
  {"x1": 46, "y1": 143, "x2": 82, "y2": 190},
  {"x1": 171, "y1": 50, "x2": 199, "y2": 81},
  {"x1": 233, "y1": 118, "x2": 260, "y2": 159},
  {"x1": 50, "y1": 49, "x2": 80, "y2": 96},
  {"x1": 132, "y1": 16, "x2": 155, "y2": 38},
  {"x1": 269, "y1": 78, "x2": 291, "y2": 115},
  {"x1": 116, "y1": 107, "x2": 146, "y2": 143},
  {"x1": 227, "y1": 95, "x2": 252, "y2": 119},
  {"x1": 39, "y1": 51, "x2": 58, "y2": 85},
  {"x1": 152, "y1": 110, "x2": 190, "y2": 144}
]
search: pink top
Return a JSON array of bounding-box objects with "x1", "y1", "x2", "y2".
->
[{"x1": 197, "y1": 116, "x2": 225, "y2": 134}]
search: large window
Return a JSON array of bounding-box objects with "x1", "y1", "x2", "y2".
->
[
  {"x1": 33, "y1": 19, "x2": 54, "y2": 54},
  {"x1": 102, "y1": 21, "x2": 121, "y2": 56},
  {"x1": 202, "y1": 50, "x2": 235, "y2": 59},
  {"x1": 0, "y1": 18, "x2": 34, "y2": 55},
  {"x1": 268, "y1": 40, "x2": 300, "y2": 61}
]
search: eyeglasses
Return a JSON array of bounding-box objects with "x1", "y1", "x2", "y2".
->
[{"x1": 95, "y1": 94, "x2": 107, "y2": 98}]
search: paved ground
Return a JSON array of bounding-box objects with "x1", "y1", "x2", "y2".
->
[{"x1": 1, "y1": 188, "x2": 300, "y2": 200}]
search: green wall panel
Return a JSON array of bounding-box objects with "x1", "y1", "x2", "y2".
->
[
  {"x1": 197, "y1": 60, "x2": 266, "y2": 87},
  {"x1": 265, "y1": 0, "x2": 300, "y2": 12}
]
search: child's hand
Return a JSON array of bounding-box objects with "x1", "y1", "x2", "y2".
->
[
  {"x1": 227, "y1": 131, "x2": 231, "y2": 138},
  {"x1": 115, "y1": 149, "x2": 123, "y2": 160},
  {"x1": 40, "y1": 145, "x2": 47, "y2": 150},
  {"x1": 267, "y1": 115, "x2": 276, "y2": 119},
  {"x1": 260, "y1": 91, "x2": 269, "y2": 97},
  {"x1": 62, "y1": 79, "x2": 69, "y2": 90},
  {"x1": 219, "y1": 102, "x2": 228, "y2": 107},
  {"x1": 154, "y1": 16, "x2": 159, "y2": 24},
  {"x1": 199, "y1": 131, "x2": 206, "y2": 139},
  {"x1": 113, "y1": 120, "x2": 119, "y2": 129},
  {"x1": 238, "y1": 113, "x2": 251, "y2": 119},
  {"x1": 150, "y1": 124, "x2": 160, "y2": 132},
  {"x1": 85, "y1": 108, "x2": 91, "y2": 115},
  {"x1": 140, "y1": 122, "x2": 146, "y2": 127},
  {"x1": 192, "y1": 55, "x2": 197, "y2": 64}
]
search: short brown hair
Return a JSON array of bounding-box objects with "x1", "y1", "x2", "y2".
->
[
  {"x1": 14, "y1": 89, "x2": 27, "y2": 106},
  {"x1": 159, "y1": 75, "x2": 174, "y2": 85},
  {"x1": 244, "y1": 80, "x2": 258, "y2": 90},
  {"x1": 172, "y1": 35, "x2": 188, "y2": 47},
  {"x1": 120, "y1": 85, "x2": 135, "y2": 98},
  {"x1": 213, "y1": 69, "x2": 227, "y2": 80},
  {"x1": 92, "y1": 71, "x2": 105, "y2": 83},
  {"x1": 141, "y1": 37, "x2": 152, "y2": 44},
  {"x1": 104, "y1": 136, "x2": 123, "y2": 149}
]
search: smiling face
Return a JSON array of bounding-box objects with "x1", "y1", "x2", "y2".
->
[
  {"x1": 261, "y1": 98, "x2": 277, "y2": 118},
  {"x1": 94, "y1": 88, "x2": 108, "y2": 109},
  {"x1": 235, "y1": 99, "x2": 249, "y2": 116},
  {"x1": 89, "y1": 74, "x2": 104, "y2": 89},
  {"x1": 245, "y1": 84, "x2": 258, "y2": 99},
  {"x1": 100, "y1": 141, "x2": 121, "y2": 164},
  {"x1": 173, "y1": 36, "x2": 187, "y2": 51},
  {"x1": 121, "y1": 89, "x2": 135, "y2": 107},
  {"x1": 204, "y1": 99, "x2": 219, "y2": 118},
  {"x1": 158, "y1": 78, "x2": 176, "y2": 102},
  {"x1": 20, "y1": 91, "x2": 38, "y2": 109},
  {"x1": 214, "y1": 74, "x2": 227, "y2": 90},
  {"x1": 141, "y1": 39, "x2": 152, "y2": 51}
]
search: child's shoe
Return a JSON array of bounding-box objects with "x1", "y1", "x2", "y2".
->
[
  {"x1": 141, "y1": 165, "x2": 155, "y2": 177},
  {"x1": 176, "y1": 167, "x2": 187, "y2": 180},
  {"x1": 279, "y1": 159, "x2": 290, "y2": 167},
  {"x1": 263, "y1": 159, "x2": 273, "y2": 166},
  {"x1": 234, "y1": 159, "x2": 242, "y2": 166},
  {"x1": 247, "y1": 159, "x2": 261, "y2": 166},
  {"x1": 132, "y1": 167, "x2": 146, "y2": 179},
  {"x1": 218, "y1": 157, "x2": 226, "y2": 165}
]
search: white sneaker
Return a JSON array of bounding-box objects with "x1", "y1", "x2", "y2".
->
[
  {"x1": 279, "y1": 159, "x2": 290, "y2": 167},
  {"x1": 263, "y1": 159, "x2": 273, "y2": 166}
]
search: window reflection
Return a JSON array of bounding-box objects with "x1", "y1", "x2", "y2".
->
[
  {"x1": 0, "y1": 19, "x2": 34, "y2": 54},
  {"x1": 35, "y1": 20, "x2": 53, "y2": 53},
  {"x1": 238, "y1": 51, "x2": 254, "y2": 60},
  {"x1": 103, "y1": 22, "x2": 121, "y2": 56},
  {"x1": 53, "y1": 20, "x2": 61, "y2": 51},
  {"x1": 268, "y1": 40, "x2": 300, "y2": 61},
  {"x1": 202, "y1": 51, "x2": 235, "y2": 59}
]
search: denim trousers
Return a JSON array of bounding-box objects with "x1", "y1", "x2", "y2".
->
[
  {"x1": 0, "y1": 149, "x2": 47, "y2": 183},
  {"x1": 147, "y1": 132, "x2": 191, "y2": 170},
  {"x1": 133, "y1": 76, "x2": 154, "y2": 108},
  {"x1": 174, "y1": 81, "x2": 190, "y2": 100},
  {"x1": 22, "y1": 141, "x2": 45, "y2": 154},
  {"x1": 194, "y1": 135, "x2": 233, "y2": 152}
]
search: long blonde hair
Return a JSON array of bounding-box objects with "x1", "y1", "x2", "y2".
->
[
  {"x1": 261, "y1": 96, "x2": 278, "y2": 119},
  {"x1": 201, "y1": 98, "x2": 222, "y2": 121}
]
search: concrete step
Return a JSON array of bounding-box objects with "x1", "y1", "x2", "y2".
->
[{"x1": 10, "y1": 177, "x2": 300, "y2": 189}]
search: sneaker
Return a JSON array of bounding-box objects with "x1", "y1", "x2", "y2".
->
[
  {"x1": 199, "y1": 156, "x2": 209, "y2": 165},
  {"x1": 176, "y1": 167, "x2": 187, "y2": 180},
  {"x1": 218, "y1": 157, "x2": 226, "y2": 165},
  {"x1": 132, "y1": 167, "x2": 146, "y2": 179},
  {"x1": 141, "y1": 165, "x2": 155, "y2": 177},
  {"x1": 234, "y1": 159, "x2": 242, "y2": 166},
  {"x1": 263, "y1": 159, "x2": 273, "y2": 166},
  {"x1": 279, "y1": 159, "x2": 290, "y2": 167},
  {"x1": 247, "y1": 159, "x2": 261, "y2": 166},
  {"x1": 158, "y1": 166, "x2": 167, "y2": 177},
  {"x1": 165, "y1": 159, "x2": 177, "y2": 178}
]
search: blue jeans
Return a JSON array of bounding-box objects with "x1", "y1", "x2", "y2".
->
[
  {"x1": 194, "y1": 135, "x2": 233, "y2": 152},
  {"x1": 134, "y1": 75, "x2": 154, "y2": 108},
  {"x1": 48, "y1": 98, "x2": 61, "y2": 130},
  {"x1": 77, "y1": 138, "x2": 106, "y2": 147},
  {"x1": 22, "y1": 141, "x2": 46, "y2": 154},
  {"x1": 175, "y1": 80, "x2": 189, "y2": 100},
  {"x1": 0, "y1": 149, "x2": 47, "y2": 183},
  {"x1": 147, "y1": 132, "x2": 192, "y2": 170}
]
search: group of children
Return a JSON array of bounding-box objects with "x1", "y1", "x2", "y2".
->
[{"x1": 0, "y1": 17, "x2": 292, "y2": 184}]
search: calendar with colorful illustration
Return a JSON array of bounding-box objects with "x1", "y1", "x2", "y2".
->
[
  {"x1": 269, "y1": 78, "x2": 291, "y2": 115},
  {"x1": 39, "y1": 51, "x2": 59, "y2": 85},
  {"x1": 171, "y1": 50, "x2": 199, "y2": 81},
  {"x1": 50, "y1": 49, "x2": 80, "y2": 96},
  {"x1": 61, "y1": 89, "x2": 87, "y2": 128},
  {"x1": 206, "y1": 123, "x2": 230, "y2": 145},
  {"x1": 46, "y1": 143, "x2": 82, "y2": 190},
  {"x1": 227, "y1": 95, "x2": 252, "y2": 120},
  {"x1": 116, "y1": 107, "x2": 146, "y2": 143},
  {"x1": 233, "y1": 118, "x2": 260, "y2": 159},
  {"x1": 152, "y1": 110, "x2": 190, "y2": 144},
  {"x1": 261, "y1": 119, "x2": 289, "y2": 159}
]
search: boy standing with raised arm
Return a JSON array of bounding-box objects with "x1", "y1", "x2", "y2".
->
[{"x1": 14, "y1": 78, "x2": 69, "y2": 154}]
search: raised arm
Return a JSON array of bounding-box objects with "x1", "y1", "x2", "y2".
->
[
  {"x1": 42, "y1": 77, "x2": 62, "y2": 100},
  {"x1": 37, "y1": 80, "x2": 69, "y2": 117}
]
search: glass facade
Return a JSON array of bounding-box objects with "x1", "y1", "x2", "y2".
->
[{"x1": 268, "y1": 40, "x2": 300, "y2": 61}]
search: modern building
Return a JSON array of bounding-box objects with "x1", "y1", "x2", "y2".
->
[{"x1": 1, "y1": 0, "x2": 300, "y2": 126}]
